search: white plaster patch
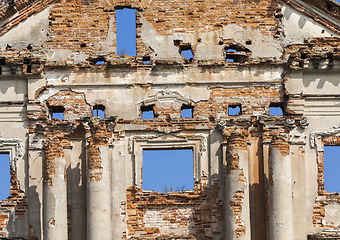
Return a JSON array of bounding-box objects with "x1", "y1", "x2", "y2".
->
[
  {"x1": 144, "y1": 207, "x2": 194, "y2": 235},
  {"x1": 323, "y1": 203, "x2": 340, "y2": 227}
]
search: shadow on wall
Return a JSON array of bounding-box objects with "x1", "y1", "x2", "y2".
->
[
  {"x1": 28, "y1": 185, "x2": 40, "y2": 240},
  {"x1": 303, "y1": 74, "x2": 340, "y2": 89}
]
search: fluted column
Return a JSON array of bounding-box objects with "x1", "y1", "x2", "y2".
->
[
  {"x1": 43, "y1": 137, "x2": 68, "y2": 240},
  {"x1": 225, "y1": 133, "x2": 251, "y2": 240},
  {"x1": 268, "y1": 136, "x2": 294, "y2": 240},
  {"x1": 87, "y1": 119, "x2": 112, "y2": 240}
]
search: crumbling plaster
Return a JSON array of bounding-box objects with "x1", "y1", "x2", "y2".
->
[{"x1": 0, "y1": 0, "x2": 339, "y2": 239}]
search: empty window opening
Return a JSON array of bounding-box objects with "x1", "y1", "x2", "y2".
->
[
  {"x1": 24, "y1": 58, "x2": 32, "y2": 73},
  {"x1": 326, "y1": 1, "x2": 332, "y2": 12},
  {"x1": 142, "y1": 56, "x2": 150, "y2": 64},
  {"x1": 181, "y1": 50, "x2": 193, "y2": 63},
  {"x1": 50, "y1": 106, "x2": 65, "y2": 120},
  {"x1": 93, "y1": 105, "x2": 105, "y2": 118},
  {"x1": 141, "y1": 105, "x2": 154, "y2": 119},
  {"x1": 270, "y1": 103, "x2": 284, "y2": 116},
  {"x1": 175, "y1": 42, "x2": 193, "y2": 63},
  {"x1": 0, "y1": 58, "x2": 5, "y2": 65},
  {"x1": 116, "y1": 8, "x2": 136, "y2": 56},
  {"x1": 181, "y1": 105, "x2": 193, "y2": 118},
  {"x1": 300, "y1": 53, "x2": 307, "y2": 59},
  {"x1": 228, "y1": 104, "x2": 241, "y2": 116},
  {"x1": 299, "y1": 60, "x2": 304, "y2": 68},
  {"x1": 80, "y1": 43, "x2": 86, "y2": 48},
  {"x1": 245, "y1": 40, "x2": 252, "y2": 45},
  {"x1": 0, "y1": 153, "x2": 10, "y2": 201},
  {"x1": 91, "y1": 57, "x2": 105, "y2": 65},
  {"x1": 142, "y1": 149, "x2": 194, "y2": 192},
  {"x1": 324, "y1": 146, "x2": 340, "y2": 192},
  {"x1": 225, "y1": 44, "x2": 251, "y2": 63},
  {"x1": 173, "y1": 40, "x2": 181, "y2": 46}
]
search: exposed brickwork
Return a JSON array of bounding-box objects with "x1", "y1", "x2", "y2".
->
[
  {"x1": 286, "y1": 37, "x2": 340, "y2": 70},
  {"x1": 46, "y1": 90, "x2": 91, "y2": 120},
  {"x1": 269, "y1": 135, "x2": 289, "y2": 157},
  {"x1": 87, "y1": 118, "x2": 110, "y2": 182},
  {"x1": 0, "y1": 166, "x2": 28, "y2": 238},
  {"x1": 44, "y1": 137, "x2": 65, "y2": 186},
  {"x1": 124, "y1": 178, "x2": 223, "y2": 239},
  {"x1": 313, "y1": 135, "x2": 340, "y2": 229}
]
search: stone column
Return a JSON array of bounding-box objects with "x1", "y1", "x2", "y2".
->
[
  {"x1": 225, "y1": 133, "x2": 251, "y2": 240},
  {"x1": 43, "y1": 138, "x2": 68, "y2": 240},
  {"x1": 87, "y1": 119, "x2": 112, "y2": 240},
  {"x1": 268, "y1": 136, "x2": 294, "y2": 240}
]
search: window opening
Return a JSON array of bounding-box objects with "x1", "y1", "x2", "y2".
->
[
  {"x1": 142, "y1": 149, "x2": 194, "y2": 192},
  {"x1": 176, "y1": 42, "x2": 193, "y2": 63},
  {"x1": 269, "y1": 103, "x2": 284, "y2": 116},
  {"x1": 93, "y1": 105, "x2": 105, "y2": 118},
  {"x1": 224, "y1": 44, "x2": 251, "y2": 63},
  {"x1": 141, "y1": 105, "x2": 154, "y2": 119},
  {"x1": 228, "y1": 104, "x2": 241, "y2": 116},
  {"x1": 0, "y1": 153, "x2": 10, "y2": 201},
  {"x1": 116, "y1": 8, "x2": 136, "y2": 56},
  {"x1": 181, "y1": 105, "x2": 193, "y2": 118},
  {"x1": 324, "y1": 146, "x2": 340, "y2": 192},
  {"x1": 326, "y1": 1, "x2": 332, "y2": 12},
  {"x1": 142, "y1": 56, "x2": 150, "y2": 64},
  {"x1": 50, "y1": 106, "x2": 65, "y2": 120}
]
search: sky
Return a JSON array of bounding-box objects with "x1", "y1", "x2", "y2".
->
[{"x1": 1, "y1": 4, "x2": 340, "y2": 200}]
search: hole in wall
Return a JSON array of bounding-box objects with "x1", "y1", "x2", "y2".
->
[
  {"x1": 173, "y1": 40, "x2": 181, "y2": 46},
  {"x1": 326, "y1": 1, "x2": 332, "y2": 12},
  {"x1": 175, "y1": 42, "x2": 194, "y2": 63},
  {"x1": 0, "y1": 58, "x2": 5, "y2": 65},
  {"x1": 80, "y1": 43, "x2": 86, "y2": 48},
  {"x1": 116, "y1": 8, "x2": 136, "y2": 56},
  {"x1": 181, "y1": 105, "x2": 193, "y2": 118},
  {"x1": 245, "y1": 40, "x2": 252, "y2": 45},
  {"x1": 228, "y1": 104, "x2": 241, "y2": 116},
  {"x1": 0, "y1": 153, "x2": 10, "y2": 201},
  {"x1": 27, "y1": 44, "x2": 32, "y2": 50},
  {"x1": 93, "y1": 105, "x2": 105, "y2": 118},
  {"x1": 142, "y1": 149, "x2": 194, "y2": 192},
  {"x1": 141, "y1": 105, "x2": 155, "y2": 119},
  {"x1": 142, "y1": 56, "x2": 150, "y2": 64},
  {"x1": 269, "y1": 103, "x2": 284, "y2": 116},
  {"x1": 50, "y1": 106, "x2": 65, "y2": 120},
  {"x1": 224, "y1": 44, "x2": 251, "y2": 63}
]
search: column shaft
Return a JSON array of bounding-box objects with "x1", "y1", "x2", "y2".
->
[
  {"x1": 43, "y1": 139, "x2": 68, "y2": 240},
  {"x1": 225, "y1": 134, "x2": 251, "y2": 240},
  {"x1": 87, "y1": 141, "x2": 112, "y2": 240},
  {"x1": 268, "y1": 136, "x2": 294, "y2": 240}
]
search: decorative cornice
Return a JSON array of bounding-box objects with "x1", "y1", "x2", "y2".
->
[
  {"x1": 310, "y1": 124, "x2": 340, "y2": 148},
  {"x1": 142, "y1": 90, "x2": 190, "y2": 106},
  {"x1": 0, "y1": 133, "x2": 24, "y2": 169}
]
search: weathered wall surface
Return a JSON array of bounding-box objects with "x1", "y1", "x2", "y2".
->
[{"x1": 0, "y1": 0, "x2": 339, "y2": 239}]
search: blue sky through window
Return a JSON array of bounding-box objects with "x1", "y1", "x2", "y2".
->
[
  {"x1": 116, "y1": 8, "x2": 136, "y2": 56},
  {"x1": 324, "y1": 146, "x2": 340, "y2": 192},
  {"x1": 0, "y1": 153, "x2": 10, "y2": 201},
  {"x1": 270, "y1": 106, "x2": 283, "y2": 116},
  {"x1": 143, "y1": 149, "x2": 194, "y2": 192},
  {"x1": 228, "y1": 105, "x2": 241, "y2": 116},
  {"x1": 52, "y1": 112, "x2": 64, "y2": 120}
]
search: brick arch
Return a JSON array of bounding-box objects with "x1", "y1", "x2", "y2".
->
[{"x1": 100, "y1": 0, "x2": 151, "y2": 11}]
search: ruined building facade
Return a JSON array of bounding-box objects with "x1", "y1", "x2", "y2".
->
[{"x1": 0, "y1": 0, "x2": 340, "y2": 239}]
